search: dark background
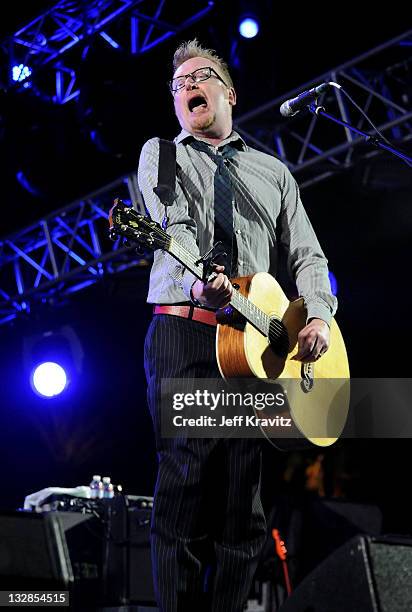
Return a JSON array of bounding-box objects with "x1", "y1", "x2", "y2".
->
[{"x1": 0, "y1": 1, "x2": 411, "y2": 543}]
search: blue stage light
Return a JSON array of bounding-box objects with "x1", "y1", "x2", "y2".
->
[
  {"x1": 329, "y1": 271, "x2": 338, "y2": 296},
  {"x1": 239, "y1": 17, "x2": 259, "y2": 39},
  {"x1": 12, "y1": 64, "x2": 32, "y2": 82},
  {"x1": 24, "y1": 326, "x2": 83, "y2": 398},
  {"x1": 31, "y1": 362, "x2": 68, "y2": 398}
]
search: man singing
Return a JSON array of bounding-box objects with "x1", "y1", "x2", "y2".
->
[{"x1": 138, "y1": 39, "x2": 336, "y2": 611}]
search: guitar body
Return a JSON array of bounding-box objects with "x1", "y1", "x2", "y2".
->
[{"x1": 216, "y1": 272, "x2": 350, "y2": 447}]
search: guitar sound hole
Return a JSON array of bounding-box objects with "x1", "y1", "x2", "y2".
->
[{"x1": 268, "y1": 318, "x2": 289, "y2": 359}]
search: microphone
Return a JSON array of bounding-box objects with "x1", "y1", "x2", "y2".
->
[{"x1": 279, "y1": 82, "x2": 332, "y2": 117}]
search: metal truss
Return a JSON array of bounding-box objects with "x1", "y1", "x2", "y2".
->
[
  {"x1": 2, "y1": 27, "x2": 411, "y2": 327},
  {"x1": 234, "y1": 30, "x2": 412, "y2": 189},
  {"x1": 2, "y1": 0, "x2": 214, "y2": 103},
  {"x1": 0, "y1": 174, "x2": 149, "y2": 326}
]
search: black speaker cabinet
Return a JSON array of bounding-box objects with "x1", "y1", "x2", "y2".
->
[
  {"x1": 0, "y1": 500, "x2": 155, "y2": 608},
  {"x1": 297, "y1": 498, "x2": 383, "y2": 578},
  {"x1": 0, "y1": 511, "x2": 72, "y2": 590},
  {"x1": 0, "y1": 510, "x2": 103, "y2": 607},
  {"x1": 279, "y1": 535, "x2": 412, "y2": 612}
]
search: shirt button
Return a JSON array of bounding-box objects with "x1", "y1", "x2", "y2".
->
[
  {"x1": 239, "y1": 260, "x2": 244, "y2": 266},
  {"x1": 236, "y1": 230, "x2": 242, "y2": 235}
]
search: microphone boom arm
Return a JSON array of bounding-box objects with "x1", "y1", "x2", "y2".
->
[{"x1": 309, "y1": 103, "x2": 412, "y2": 166}]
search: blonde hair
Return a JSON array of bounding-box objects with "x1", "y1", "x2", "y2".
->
[{"x1": 172, "y1": 38, "x2": 233, "y2": 88}]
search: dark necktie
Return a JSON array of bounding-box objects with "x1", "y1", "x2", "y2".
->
[{"x1": 189, "y1": 139, "x2": 238, "y2": 276}]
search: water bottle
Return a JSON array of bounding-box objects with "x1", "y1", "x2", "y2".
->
[
  {"x1": 90, "y1": 475, "x2": 103, "y2": 499},
  {"x1": 102, "y1": 476, "x2": 114, "y2": 499}
]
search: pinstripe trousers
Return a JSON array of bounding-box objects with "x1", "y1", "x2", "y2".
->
[{"x1": 144, "y1": 314, "x2": 267, "y2": 612}]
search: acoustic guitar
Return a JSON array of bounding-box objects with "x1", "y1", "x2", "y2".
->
[{"x1": 109, "y1": 199, "x2": 350, "y2": 447}]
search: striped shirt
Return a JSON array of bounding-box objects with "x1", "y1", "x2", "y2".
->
[{"x1": 137, "y1": 128, "x2": 337, "y2": 324}]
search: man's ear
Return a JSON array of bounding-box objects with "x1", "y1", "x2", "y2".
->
[{"x1": 228, "y1": 87, "x2": 237, "y2": 107}]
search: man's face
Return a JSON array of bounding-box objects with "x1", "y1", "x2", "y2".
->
[{"x1": 172, "y1": 56, "x2": 236, "y2": 137}]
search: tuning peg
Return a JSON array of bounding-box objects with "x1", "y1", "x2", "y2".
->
[
  {"x1": 122, "y1": 238, "x2": 144, "y2": 256},
  {"x1": 108, "y1": 228, "x2": 118, "y2": 241}
]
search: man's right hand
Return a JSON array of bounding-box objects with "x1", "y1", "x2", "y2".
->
[{"x1": 191, "y1": 265, "x2": 233, "y2": 309}]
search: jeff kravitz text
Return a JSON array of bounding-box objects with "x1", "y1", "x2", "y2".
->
[{"x1": 172, "y1": 414, "x2": 292, "y2": 427}]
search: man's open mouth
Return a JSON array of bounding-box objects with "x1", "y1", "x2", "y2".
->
[{"x1": 188, "y1": 95, "x2": 208, "y2": 113}]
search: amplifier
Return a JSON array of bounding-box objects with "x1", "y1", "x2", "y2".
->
[
  {"x1": 0, "y1": 495, "x2": 155, "y2": 607},
  {"x1": 0, "y1": 510, "x2": 103, "y2": 607},
  {"x1": 103, "y1": 495, "x2": 155, "y2": 605}
]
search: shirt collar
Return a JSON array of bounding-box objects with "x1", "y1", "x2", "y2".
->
[{"x1": 174, "y1": 128, "x2": 248, "y2": 151}]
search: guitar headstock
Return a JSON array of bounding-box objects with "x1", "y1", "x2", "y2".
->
[{"x1": 108, "y1": 198, "x2": 170, "y2": 251}]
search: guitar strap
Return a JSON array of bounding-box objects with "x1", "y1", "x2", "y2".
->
[{"x1": 153, "y1": 138, "x2": 177, "y2": 229}]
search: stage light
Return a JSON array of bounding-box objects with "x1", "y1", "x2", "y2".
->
[
  {"x1": 23, "y1": 326, "x2": 84, "y2": 398},
  {"x1": 329, "y1": 271, "x2": 338, "y2": 296},
  {"x1": 12, "y1": 64, "x2": 32, "y2": 82},
  {"x1": 239, "y1": 17, "x2": 259, "y2": 39},
  {"x1": 31, "y1": 362, "x2": 68, "y2": 398}
]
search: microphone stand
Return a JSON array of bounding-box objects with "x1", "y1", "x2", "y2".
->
[{"x1": 308, "y1": 103, "x2": 412, "y2": 165}]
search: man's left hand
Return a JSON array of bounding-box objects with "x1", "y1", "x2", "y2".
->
[{"x1": 291, "y1": 318, "x2": 330, "y2": 363}]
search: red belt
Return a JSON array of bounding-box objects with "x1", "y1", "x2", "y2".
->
[{"x1": 153, "y1": 305, "x2": 217, "y2": 327}]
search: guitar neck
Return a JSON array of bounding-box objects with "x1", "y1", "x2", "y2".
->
[
  {"x1": 169, "y1": 238, "x2": 204, "y2": 281},
  {"x1": 112, "y1": 203, "x2": 279, "y2": 342},
  {"x1": 169, "y1": 238, "x2": 270, "y2": 336}
]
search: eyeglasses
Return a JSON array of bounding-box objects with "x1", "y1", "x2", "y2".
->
[{"x1": 169, "y1": 66, "x2": 228, "y2": 93}]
